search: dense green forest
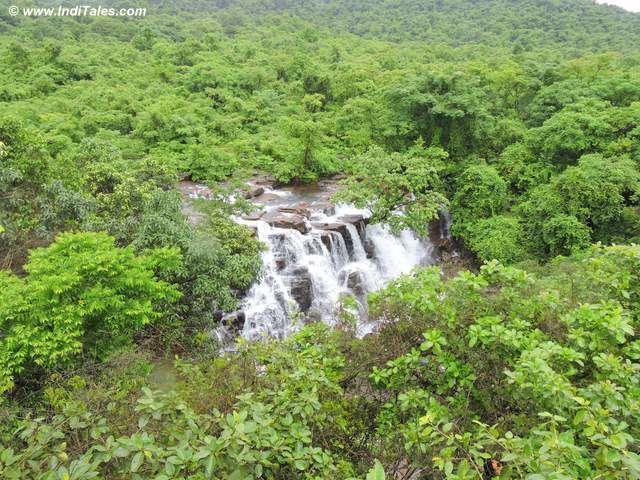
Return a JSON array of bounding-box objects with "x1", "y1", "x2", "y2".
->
[{"x1": 1, "y1": 0, "x2": 639, "y2": 478}]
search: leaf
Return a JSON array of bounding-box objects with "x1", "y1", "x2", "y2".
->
[
  {"x1": 366, "y1": 459, "x2": 386, "y2": 480},
  {"x1": 444, "y1": 461, "x2": 453, "y2": 475},
  {"x1": 501, "y1": 453, "x2": 518, "y2": 462},
  {"x1": 113, "y1": 447, "x2": 129, "y2": 458},
  {"x1": 130, "y1": 452, "x2": 144, "y2": 473}
]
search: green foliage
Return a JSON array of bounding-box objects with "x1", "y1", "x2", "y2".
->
[
  {"x1": 541, "y1": 214, "x2": 592, "y2": 257},
  {"x1": 364, "y1": 244, "x2": 640, "y2": 478},
  {"x1": 0, "y1": 326, "x2": 345, "y2": 479},
  {"x1": 451, "y1": 165, "x2": 509, "y2": 234},
  {"x1": 172, "y1": 204, "x2": 262, "y2": 327},
  {"x1": 2, "y1": 2, "x2": 640, "y2": 479},
  {"x1": 3, "y1": 245, "x2": 640, "y2": 478},
  {"x1": 517, "y1": 154, "x2": 640, "y2": 258},
  {"x1": 2, "y1": 0, "x2": 640, "y2": 266},
  {"x1": 335, "y1": 144, "x2": 448, "y2": 232},
  {"x1": 0, "y1": 232, "x2": 181, "y2": 393},
  {"x1": 366, "y1": 460, "x2": 386, "y2": 480},
  {"x1": 464, "y1": 215, "x2": 526, "y2": 264}
]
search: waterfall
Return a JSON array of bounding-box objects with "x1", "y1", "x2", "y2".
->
[
  {"x1": 346, "y1": 223, "x2": 367, "y2": 261},
  {"x1": 182, "y1": 179, "x2": 437, "y2": 341},
  {"x1": 439, "y1": 209, "x2": 453, "y2": 241},
  {"x1": 240, "y1": 221, "x2": 296, "y2": 339},
  {"x1": 239, "y1": 204, "x2": 435, "y2": 340}
]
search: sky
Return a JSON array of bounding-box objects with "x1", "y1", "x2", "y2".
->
[{"x1": 595, "y1": 0, "x2": 640, "y2": 12}]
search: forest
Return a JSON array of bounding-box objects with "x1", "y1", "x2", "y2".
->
[{"x1": 0, "y1": 0, "x2": 639, "y2": 478}]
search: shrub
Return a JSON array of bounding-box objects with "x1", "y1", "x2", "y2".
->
[{"x1": 0, "y1": 232, "x2": 181, "y2": 393}]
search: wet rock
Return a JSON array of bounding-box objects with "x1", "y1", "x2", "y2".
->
[
  {"x1": 267, "y1": 233, "x2": 289, "y2": 270},
  {"x1": 177, "y1": 181, "x2": 214, "y2": 200},
  {"x1": 254, "y1": 192, "x2": 281, "y2": 203},
  {"x1": 364, "y1": 239, "x2": 375, "y2": 258},
  {"x1": 319, "y1": 231, "x2": 334, "y2": 251},
  {"x1": 346, "y1": 270, "x2": 366, "y2": 296},
  {"x1": 288, "y1": 266, "x2": 312, "y2": 311},
  {"x1": 305, "y1": 307, "x2": 323, "y2": 324},
  {"x1": 312, "y1": 221, "x2": 348, "y2": 236},
  {"x1": 249, "y1": 174, "x2": 277, "y2": 188},
  {"x1": 311, "y1": 201, "x2": 335, "y2": 215},
  {"x1": 264, "y1": 212, "x2": 310, "y2": 234},
  {"x1": 268, "y1": 232, "x2": 286, "y2": 244},
  {"x1": 338, "y1": 215, "x2": 369, "y2": 247},
  {"x1": 278, "y1": 202, "x2": 311, "y2": 218},
  {"x1": 242, "y1": 210, "x2": 264, "y2": 221},
  {"x1": 212, "y1": 308, "x2": 224, "y2": 322},
  {"x1": 338, "y1": 214, "x2": 369, "y2": 230},
  {"x1": 312, "y1": 222, "x2": 351, "y2": 253},
  {"x1": 243, "y1": 185, "x2": 265, "y2": 199},
  {"x1": 222, "y1": 310, "x2": 246, "y2": 333}
]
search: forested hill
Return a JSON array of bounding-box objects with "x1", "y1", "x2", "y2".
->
[
  {"x1": 157, "y1": 0, "x2": 639, "y2": 53},
  {"x1": 2, "y1": 0, "x2": 640, "y2": 53},
  {"x1": 2, "y1": 0, "x2": 640, "y2": 478}
]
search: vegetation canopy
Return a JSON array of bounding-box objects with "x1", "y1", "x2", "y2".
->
[{"x1": 0, "y1": 0, "x2": 639, "y2": 478}]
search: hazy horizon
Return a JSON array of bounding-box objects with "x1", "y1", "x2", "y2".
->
[{"x1": 596, "y1": 0, "x2": 640, "y2": 12}]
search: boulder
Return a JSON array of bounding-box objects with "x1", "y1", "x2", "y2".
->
[
  {"x1": 222, "y1": 310, "x2": 246, "y2": 333},
  {"x1": 312, "y1": 221, "x2": 351, "y2": 254},
  {"x1": 241, "y1": 210, "x2": 264, "y2": 221},
  {"x1": 304, "y1": 306, "x2": 323, "y2": 324},
  {"x1": 243, "y1": 185, "x2": 265, "y2": 199},
  {"x1": 338, "y1": 213, "x2": 368, "y2": 225},
  {"x1": 311, "y1": 201, "x2": 335, "y2": 216},
  {"x1": 278, "y1": 202, "x2": 311, "y2": 218},
  {"x1": 264, "y1": 212, "x2": 310, "y2": 234},
  {"x1": 254, "y1": 192, "x2": 281, "y2": 203},
  {"x1": 242, "y1": 224, "x2": 258, "y2": 237},
  {"x1": 312, "y1": 221, "x2": 348, "y2": 237},
  {"x1": 288, "y1": 266, "x2": 312, "y2": 311},
  {"x1": 267, "y1": 233, "x2": 289, "y2": 270},
  {"x1": 319, "y1": 231, "x2": 334, "y2": 251},
  {"x1": 346, "y1": 270, "x2": 366, "y2": 296},
  {"x1": 364, "y1": 239, "x2": 375, "y2": 258},
  {"x1": 338, "y1": 214, "x2": 369, "y2": 245}
]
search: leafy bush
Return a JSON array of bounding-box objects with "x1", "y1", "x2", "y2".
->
[
  {"x1": 364, "y1": 244, "x2": 640, "y2": 478},
  {"x1": 465, "y1": 215, "x2": 527, "y2": 264},
  {"x1": 0, "y1": 232, "x2": 181, "y2": 393},
  {"x1": 3, "y1": 245, "x2": 639, "y2": 478}
]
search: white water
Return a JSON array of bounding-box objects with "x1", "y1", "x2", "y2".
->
[
  {"x1": 238, "y1": 199, "x2": 435, "y2": 340},
  {"x1": 180, "y1": 180, "x2": 439, "y2": 341}
]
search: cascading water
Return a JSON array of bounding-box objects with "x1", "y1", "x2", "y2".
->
[
  {"x1": 236, "y1": 186, "x2": 436, "y2": 340},
  {"x1": 180, "y1": 179, "x2": 438, "y2": 341}
]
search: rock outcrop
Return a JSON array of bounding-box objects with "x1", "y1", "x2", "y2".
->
[
  {"x1": 288, "y1": 266, "x2": 312, "y2": 311},
  {"x1": 263, "y1": 211, "x2": 310, "y2": 234}
]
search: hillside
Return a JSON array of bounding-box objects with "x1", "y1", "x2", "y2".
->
[
  {"x1": 1, "y1": 0, "x2": 640, "y2": 478},
  {"x1": 160, "y1": 0, "x2": 640, "y2": 53}
]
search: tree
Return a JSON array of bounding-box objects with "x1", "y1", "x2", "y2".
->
[
  {"x1": 465, "y1": 215, "x2": 527, "y2": 264},
  {"x1": 335, "y1": 144, "x2": 448, "y2": 232},
  {"x1": 0, "y1": 232, "x2": 181, "y2": 393},
  {"x1": 525, "y1": 102, "x2": 614, "y2": 165},
  {"x1": 451, "y1": 164, "x2": 509, "y2": 232}
]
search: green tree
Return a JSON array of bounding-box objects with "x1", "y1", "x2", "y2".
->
[
  {"x1": 335, "y1": 144, "x2": 448, "y2": 232},
  {"x1": 451, "y1": 164, "x2": 509, "y2": 233},
  {"x1": 0, "y1": 232, "x2": 181, "y2": 393}
]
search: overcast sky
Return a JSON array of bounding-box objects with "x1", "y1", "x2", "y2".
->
[{"x1": 595, "y1": 0, "x2": 640, "y2": 12}]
